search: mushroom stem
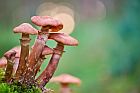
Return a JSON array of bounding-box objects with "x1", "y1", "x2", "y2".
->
[
  {"x1": 23, "y1": 16, "x2": 63, "y2": 86},
  {"x1": 13, "y1": 58, "x2": 19, "y2": 76},
  {"x1": 34, "y1": 57, "x2": 45, "y2": 77},
  {"x1": 34, "y1": 45, "x2": 54, "y2": 79},
  {"x1": 36, "y1": 43, "x2": 64, "y2": 88},
  {"x1": 28, "y1": 33, "x2": 48, "y2": 70},
  {"x1": 15, "y1": 33, "x2": 30, "y2": 82},
  {"x1": 4, "y1": 51, "x2": 16, "y2": 82},
  {"x1": 60, "y1": 83, "x2": 72, "y2": 93},
  {"x1": 24, "y1": 30, "x2": 49, "y2": 85}
]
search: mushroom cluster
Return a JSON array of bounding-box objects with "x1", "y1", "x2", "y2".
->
[{"x1": 0, "y1": 16, "x2": 78, "y2": 92}]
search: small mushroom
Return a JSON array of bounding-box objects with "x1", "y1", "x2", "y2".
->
[
  {"x1": 13, "y1": 23, "x2": 38, "y2": 81},
  {"x1": 2, "y1": 46, "x2": 21, "y2": 82},
  {"x1": 24, "y1": 16, "x2": 63, "y2": 85},
  {"x1": 4, "y1": 49, "x2": 16, "y2": 82},
  {"x1": 34, "y1": 45, "x2": 54, "y2": 77},
  {"x1": 36, "y1": 33, "x2": 78, "y2": 88},
  {"x1": 50, "y1": 74, "x2": 81, "y2": 93}
]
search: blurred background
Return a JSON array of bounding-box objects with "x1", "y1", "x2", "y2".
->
[{"x1": 0, "y1": 0, "x2": 140, "y2": 93}]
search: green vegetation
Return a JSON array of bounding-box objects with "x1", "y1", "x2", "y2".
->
[
  {"x1": 0, "y1": 69, "x2": 5, "y2": 82},
  {"x1": 0, "y1": 69, "x2": 41, "y2": 93},
  {"x1": 0, "y1": 83, "x2": 41, "y2": 93}
]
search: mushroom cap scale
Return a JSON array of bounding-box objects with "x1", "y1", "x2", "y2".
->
[
  {"x1": 49, "y1": 33, "x2": 78, "y2": 46},
  {"x1": 50, "y1": 74, "x2": 81, "y2": 85},
  {"x1": 13, "y1": 23, "x2": 38, "y2": 35},
  {"x1": 31, "y1": 16, "x2": 63, "y2": 32}
]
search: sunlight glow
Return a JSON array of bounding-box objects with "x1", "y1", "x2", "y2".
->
[{"x1": 36, "y1": 2, "x2": 75, "y2": 34}]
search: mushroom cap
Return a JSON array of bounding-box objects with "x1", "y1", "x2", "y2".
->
[
  {"x1": 49, "y1": 33, "x2": 78, "y2": 46},
  {"x1": 50, "y1": 74, "x2": 81, "y2": 85},
  {"x1": 42, "y1": 45, "x2": 54, "y2": 55},
  {"x1": 4, "y1": 46, "x2": 21, "y2": 58},
  {"x1": 31, "y1": 16, "x2": 63, "y2": 32},
  {"x1": 13, "y1": 23, "x2": 38, "y2": 35},
  {"x1": 0, "y1": 57, "x2": 7, "y2": 68},
  {"x1": 4, "y1": 50, "x2": 16, "y2": 59},
  {"x1": 11, "y1": 46, "x2": 21, "y2": 58}
]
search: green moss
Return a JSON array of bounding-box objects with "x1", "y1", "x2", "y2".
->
[
  {"x1": 0, "y1": 69, "x2": 42, "y2": 93},
  {"x1": 0, "y1": 82, "x2": 41, "y2": 93},
  {"x1": 0, "y1": 69, "x2": 5, "y2": 82}
]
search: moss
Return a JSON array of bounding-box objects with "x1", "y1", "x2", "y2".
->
[
  {"x1": 0, "y1": 69, "x2": 42, "y2": 93},
  {"x1": 0, "y1": 69, "x2": 5, "y2": 82},
  {"x1": 0, "y1": 82, "x2": 42, "y2": 93}
]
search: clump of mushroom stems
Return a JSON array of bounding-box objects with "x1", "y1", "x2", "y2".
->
[{"x1": 0, "y1": 15, "x2": 79, "y2": 92}]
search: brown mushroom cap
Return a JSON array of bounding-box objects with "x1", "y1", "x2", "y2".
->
[
  {"x1": 31, "y1": 16, "x2": 63, "y2": 32},
  {"x1": 49, "y1": 33, "x2": 78, "y2": 46},
  {"x1": 50, "y1": 74, "x2": 81, "y2": 85},
  {"x1": 4, "y1": 46, "x2": 21, "y2": 58},
  {"x1": 42, "y1": 45, "x2": 54, "y2": 55},
  {"x1": 11, "y1": 46, "x2": 21, "y2": 58},
  {"x1": 4, "y1": 50, "x2": 16, "y2": 59},
  {"x1": 0, "y1": 57, "x2": 7, "y2": 68},
  {"x1": 13, "y1": 23, "x2": 38, "y2": 35}
]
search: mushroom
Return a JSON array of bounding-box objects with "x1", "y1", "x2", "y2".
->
[
  {"x1": 50, "y1": 74, "x2": 81, "y2": 93},
  {"x1": 34, "y1": 45, "x2": 54, "y2": 77},
  {"x1": 13, "y1": 23, "x2": 38, "y2": 81},
  {"x1": 24, "y1": 16, "x2": 63, "y2": 85},
  {"x1": 36, "y1": 33, "x2": 78, "y2": 88},
  {"x1": 2, "y1": 46, "x2": 21, "y2": 82},
  {"x1": 4, "y1": 49, "x2": 16, "y2": 82}
]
